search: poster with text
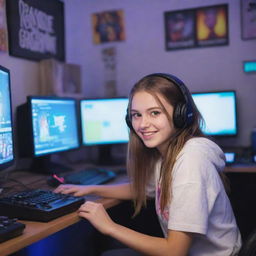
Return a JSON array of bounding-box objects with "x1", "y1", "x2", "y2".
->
[
  {"x1": 6, "y1": 0, "x2": 65, "y2": 61},
  {"x1": 165, "y1": 9, "x2": 196, "y2": 50},
  {"x1": 92, "y1": 10, "x2": 125, "y2": 44},
  {"x1": 196, "y1": 5, "x2": 229, "y2": 47}
]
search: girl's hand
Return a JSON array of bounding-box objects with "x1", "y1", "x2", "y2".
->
[
  {"x1": 54, "y1": 184, "x2": 94, "y2": 197},
  {"x1": 78, "y1": 201, "x2": 116, "y2": 235}
]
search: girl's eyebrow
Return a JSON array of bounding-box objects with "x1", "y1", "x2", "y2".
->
[{"x1": 130, "y1": 107, "x2": 162, "y2": 112}]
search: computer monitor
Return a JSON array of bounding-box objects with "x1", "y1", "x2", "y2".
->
[
  {"x1": 17, "y1": 96, "x2": 80, "y2": 173},
  {"x1": 80, "y1": 98, "x2": 129, "y2": 164},
  {"x1": 192, "y1": 91, "x2": 237, "y2": 136},
  {"x1": 0, "y1": 65, "x2": 14, "y2": 172}
]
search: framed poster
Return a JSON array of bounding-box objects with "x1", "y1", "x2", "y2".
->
[
  {"x1": 241, "y1": 0, "x2": 256, "y2": 40},
  {"x1": 0, "y1": 0, "x2": 8, "y2": 52},
  {"x1": 6, "y1": 0, "x2": 65, "y2": 61},
  {"x1": 164, "y1": 9, "x2": 196, "y2": 50},
  {"x1": 196, "y1": 4, "x2": 229, "y2": 47},
  {"x1": 92, "y1": 10, "x2": 125, "y2": 44},
  {"x1": 164, "y1": 4, "x2": 229, "y2": 51}
]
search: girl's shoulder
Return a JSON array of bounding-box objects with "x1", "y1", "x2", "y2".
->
[
  {"x1": 173, "y1": 137, "x2": 226, "y2": 182},
  {"x1": 183, "y1": 137, "x2": 223, "y2": 154},
  {"x1": 177, "y1": 137, "x2": 225, "y2": 170}
]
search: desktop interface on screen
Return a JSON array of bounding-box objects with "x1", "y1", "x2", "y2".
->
[
  {"x1": 192, "y1": 91, "x2": 237, "y2": 136},
  {"x1": 31, "y1": 98, "x2": 80, "y2": 156},
  {"x1": 0, "y1": 66, "x2": 14, "y2": 167},
  {"x1": 80, "y1": 98, "x2": 129, "y2": 145}
]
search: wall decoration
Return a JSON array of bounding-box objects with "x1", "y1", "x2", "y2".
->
[
  {"x1": 6, "y1": 0, "x2": 65, "y2": 61},
  {"x1": 92, "y1": 10, "x2": 125, "y2": 44},
  {"x1": 164, "y1": 4, "x2": 228, "y2": 51},
  {"x1": 243, "y1": 60, "x2": 256, "y2": 73},
  {"x1": 102, "y1": 47, "x2": 117, "y2": 97},
  {"x1": 0, "y1": 0, "x2": 8, "y2": 52},
  {"x1": 165, "y1": 9, "x2": 195, "y2": 50},
  {"x1": 241, "y1": 0, "x2": 256, "y2": 40},
  {"x1": 196, "y1": 5, "x2": 228, "y2": 47},
  {"x1": 39, "y1": 59, "x2": 82, "y2": 98}
]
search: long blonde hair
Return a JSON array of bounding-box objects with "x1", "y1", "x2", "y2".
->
[{"x1": 126, "y1": 75, "x2": 205, "y2": 215}]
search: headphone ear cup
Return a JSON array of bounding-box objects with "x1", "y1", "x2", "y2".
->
[
  {"x1": 173, "y1": 102, "x2": 187, "y2": 128},
  {"x1": 125, "y1": 112, "x2": 133, "y2": 130}
]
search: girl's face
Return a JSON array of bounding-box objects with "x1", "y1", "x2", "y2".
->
[{"x1": 131, "y1": 91, "x2": 176, "y2": 156}]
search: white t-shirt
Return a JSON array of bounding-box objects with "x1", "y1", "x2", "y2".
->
[{"x1": 146, "y1": 137, "x2": 242, "y2": 256}]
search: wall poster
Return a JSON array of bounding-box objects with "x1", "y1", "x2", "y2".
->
[
  {"x1": 6, "y1": 0, "x2": 65, "y2": 61},
  {"x1": 102, "y1": 47, "x2": 117, "y2": 97},
  {"x1": 92, "y1": 10, "x2": 125, "y2": 44},
  {"x1": 241, "y1": 0, "x2": 256, "y2": 40},
  {"x1": 196, "y1": 5, "x2": 229, "y2": 47},
  {"x1": 164, "y1": 9, "x2": 196, "y2": 50},
  {"x1": 0, "y1": 0, "x2": 8, "y2": 52},
  {"x1": 165, "y1": 4, "x2": 228, "y2": 51}
]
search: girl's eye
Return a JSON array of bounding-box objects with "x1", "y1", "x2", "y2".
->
[
  {"x1": 151, "y1": 111, "x2": 161, "y2": 116},
  {"x1": 131, "y1": 112, "x2": 141, "y2": 118}
]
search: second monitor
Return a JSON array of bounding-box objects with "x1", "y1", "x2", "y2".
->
[{"x1": 80, "y1": 98, "x2": 129, "y2": 165}]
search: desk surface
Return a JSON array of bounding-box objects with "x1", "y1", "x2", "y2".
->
[
  {"x1": 1, "y1": 165, "x2": 256, "y2": 256},
  {"x1": 0, "y1": 168, "x2": 126, "y2": 256},
  {"x1": 225, "y1": 164, "x2": 256, "y2": 173}
]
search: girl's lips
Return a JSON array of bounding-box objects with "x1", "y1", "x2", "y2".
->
[{"x1": 140, "y1": 131, "x2": 157, "y2": 139}]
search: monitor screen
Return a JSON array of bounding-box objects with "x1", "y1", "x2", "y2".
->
[
  {"x1": 224, "y1": 152, "x2": 236, "y2": 164},
  {"x1": 80, "y1": 98, "x2": 129, "y2": 146},
  {"x1": 0, "y1": 65, "x2": 14, "y2": 170},
  {"x1": 30, "y1": 97, "x2": 80, "y2": 156},
  {"x1": 192, "y1": 91, "x2": 237, "y2": 136}
]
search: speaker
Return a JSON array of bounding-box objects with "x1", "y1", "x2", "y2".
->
[{"x1": 125, "y1": 73, "x2": 194, "y2": 130}]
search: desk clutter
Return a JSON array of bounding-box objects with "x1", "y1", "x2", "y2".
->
[
  {"x1": 0, "y1": 216, "x2": 25, "y2": 243},
  {"x1": 224, "y1": 146, "x2": 256, "y2": 166}
]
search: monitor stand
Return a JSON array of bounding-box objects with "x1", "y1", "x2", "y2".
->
[
  {"x1": 97, "y1": 144, "x2": 125, "y2": 166},
  {"x1": 30, "y1": 155, "x2": 72, "y2": 174}
]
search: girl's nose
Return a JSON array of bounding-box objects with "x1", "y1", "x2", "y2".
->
[{"x1": 140, "y1": 115, "x2": 150, "y2": 128}]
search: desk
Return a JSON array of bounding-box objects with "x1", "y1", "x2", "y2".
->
[
  {"x1": 0, "y1": 169, "x2": 126, "y2": 256},
  {"x1": 1, "y1": 165, "x2": 256, "y2": 256},
  {"x1": 225, "y1": 165, "x2": 256, "y2": 173}
]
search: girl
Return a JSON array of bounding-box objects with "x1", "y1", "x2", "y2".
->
[{"x1": 55, "y1": 73, "x2": 242, "y2": 256}]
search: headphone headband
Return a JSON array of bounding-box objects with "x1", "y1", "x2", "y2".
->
[{"x1": 126, "y1": 73, "x2": 194, "y2": 129}]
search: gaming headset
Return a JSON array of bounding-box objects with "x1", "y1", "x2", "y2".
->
[{"x1": 125, "y1": 73, "x2": 194, "y2": 129}]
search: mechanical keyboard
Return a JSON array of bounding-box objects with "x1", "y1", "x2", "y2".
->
[
  {"x1": 0, "y1": 189, "x2": 85, "y2": 222},
  {"x1": 64, "y1": 168, "x2": 117, "y2": 186},
  {"x1": 0, "y1": 216, "x2": 26, "y2": 243}
]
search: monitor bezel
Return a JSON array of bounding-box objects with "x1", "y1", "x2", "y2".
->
[
  {"x1": 27, "y1": 95, "x2": 81, "y2": 157},
  {"x1": 191, "y1": 90, "x2": 238, "y2": 137},
  {"x1": 79, "y1": 97, "x2": 129, "y2": 146},
  {"x1": 0, "y1": 65, "x2": 15, "y2": 171}
]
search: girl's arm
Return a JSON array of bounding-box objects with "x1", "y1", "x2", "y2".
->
[
  {"x1": 110, "y1": 225, "x2": 192, "y2": 256},
  {"x1": 54, "y1": 182, "x2": 134, "y2": 200},
  {"x1": 79, "y1": 201, "x2": 193, "y2": 256}
]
